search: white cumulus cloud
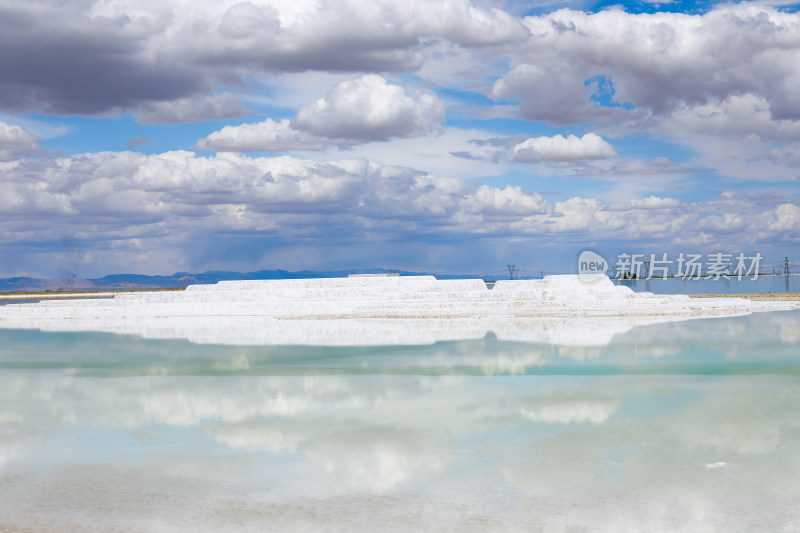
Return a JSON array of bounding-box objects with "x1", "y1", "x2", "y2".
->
[
  {"x1": 0, "y1": 149, "x2": 798, "y2": 275},
  {"x1": 493, "y1": 4, "x2": 800, "y2": 129},
  {"x1": 0, "y1": 122, "x2": 40, "y2": 161},
  {"x1": 508, "y1": 133, "x2": 617, "y2": 163},
  {"x1": 195, "y1": 119, "x2": 330, "y2": 152},
  {"x1": 197, "y1": 75, "x2": 446, "y2": 152},
  {"x1": 293, "y1": 75, "x2": 445, "y2": 142}
]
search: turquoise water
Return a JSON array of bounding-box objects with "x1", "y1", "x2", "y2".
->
[
  {"x1": 1, "y1": 312, "x2": 800, "y2": 532},
  {"x1": 614, "y1": 274, "x2": 799, "y2": 294}
]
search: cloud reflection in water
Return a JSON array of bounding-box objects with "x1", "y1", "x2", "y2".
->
[{"x1": 0, "y1": 311, "x2": 799, "y2": 531}]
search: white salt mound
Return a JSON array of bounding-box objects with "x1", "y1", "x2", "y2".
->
[{"x1": 0, "y1": 275, "x2": 795, "y2": 346}]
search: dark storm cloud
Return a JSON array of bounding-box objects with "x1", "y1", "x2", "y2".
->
[
  {"x1": 127, "y1": 136, "x2": 153, "y2": 150},
  {"x1": 137, "y1": 93, "x2": 247, "y2": 125},
  {"x1": 0, "y1": 0, "x2": 526, "y2": 118},
  {"x1": 0, "y1": 2, "x2": 208, "y2": 115}
]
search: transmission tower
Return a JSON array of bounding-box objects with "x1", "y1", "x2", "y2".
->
[{"x1": 507, "y1": 264, "x2": 519, "y2": 280}]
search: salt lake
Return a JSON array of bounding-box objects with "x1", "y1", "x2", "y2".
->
[{"x1": 1, "y1": 308, "x2": 799, "y2": 532}]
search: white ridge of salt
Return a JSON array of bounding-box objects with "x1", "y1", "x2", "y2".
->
[{"x1": 0, "y1": 275, "x2": 795, "y2": 346}]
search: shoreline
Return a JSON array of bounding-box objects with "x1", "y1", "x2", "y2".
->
[
  {"x1": 689, "y1": 293, "x2": 800, "y2": 301},
  {"x1": 0, "y1": 288, "x2": 184, "y2": 300},
  {"x1": 2, "y1": 287, "x2": 800, "y2": 302}
]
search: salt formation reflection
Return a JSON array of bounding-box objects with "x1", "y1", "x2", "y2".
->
[{"x1": 1, "y1": 311, "x2": 799, "y2": 532}]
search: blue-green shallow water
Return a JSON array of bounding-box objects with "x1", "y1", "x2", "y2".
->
[
  {"x1": 613, "y1": 274, "x2": 799, "y2": 294},
  {"x1": 1, "y1": 311, "x2": 800, "y2": 532}
]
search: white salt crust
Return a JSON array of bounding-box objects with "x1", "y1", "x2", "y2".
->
[{"x1": 0, "y1": 275, "x2": 796, "y2": 346}]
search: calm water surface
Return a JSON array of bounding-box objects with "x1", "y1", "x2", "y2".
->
[
  {"x1": 1, "y1": 311, "x2": 799, "y2": 532},
  {"x1": 614, "y1": 274, "x2": 799, "y2": 294}
]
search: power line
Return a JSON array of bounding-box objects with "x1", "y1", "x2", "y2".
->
[{"x1": 507, "y1": 264, "x2": 519, "y2": 280}]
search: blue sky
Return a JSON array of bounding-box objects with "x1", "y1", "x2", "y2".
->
[{"x1": 0, "y1": 0, "x2": 798, "y2": 279}]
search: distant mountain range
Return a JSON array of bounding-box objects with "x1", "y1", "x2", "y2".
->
[{"x1": 0, "y1": 268, "x2": 488, "y2": 293}]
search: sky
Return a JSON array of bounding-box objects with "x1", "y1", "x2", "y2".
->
[{"x1": 1, "y1": 0, "x2": 799, "y2": 279}]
